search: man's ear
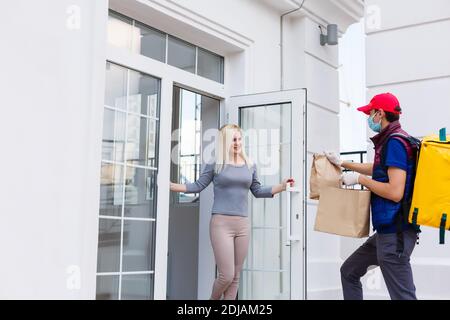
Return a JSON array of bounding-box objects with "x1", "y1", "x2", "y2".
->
[{"x1": 378, "y1": 109, "x2": 386, "y2": 119}]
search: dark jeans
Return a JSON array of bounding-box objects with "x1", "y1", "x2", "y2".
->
[{"x1": 340, "y1": 229, "x2": 417, "y2": 300}]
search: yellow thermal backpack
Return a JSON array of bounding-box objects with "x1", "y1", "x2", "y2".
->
[{"x1": 409, "y1": 128, "x2": 450, "y2": 244}]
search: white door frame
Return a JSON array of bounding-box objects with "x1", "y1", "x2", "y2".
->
[{"x1": 226, "y1": 88, "x2": 307, "y2": 299}]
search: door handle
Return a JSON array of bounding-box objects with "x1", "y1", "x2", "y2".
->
[{"x1": 285, "y1": 185, "x2": 301, "y2": 246}]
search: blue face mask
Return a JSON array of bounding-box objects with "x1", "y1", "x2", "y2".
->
[{"x1": 368, "y1": 112, "x2": 381, "y2": 132}]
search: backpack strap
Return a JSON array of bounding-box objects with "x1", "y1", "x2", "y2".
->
[
  {"x1": 440, "y1": 213, "x2": 447, "y2": 244},
  {"x1": 380, "y1": 133, "x2": 419, "y2": 167},
  {"x1": 396, "y1": 213, "x2": 405, "y2": 257},
  {"x1": 411, "y1": 208, "x2": 419, "y2": 226},
  {"x1": 380, "y1": 133, "x2": 421, "y2": 256}
]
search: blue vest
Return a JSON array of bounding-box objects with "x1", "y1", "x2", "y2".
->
[{"x1": 371, "y1": 134, "x2": 416, "y2": 233}]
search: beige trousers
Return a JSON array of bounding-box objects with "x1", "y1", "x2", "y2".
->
[{"x1": 209, "y1": 214, "x2": 250, "y2": 300}]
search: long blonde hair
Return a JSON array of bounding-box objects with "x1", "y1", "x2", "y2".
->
[{"x1": 215, "y1": 124, "x2": 253, "y2": 174}]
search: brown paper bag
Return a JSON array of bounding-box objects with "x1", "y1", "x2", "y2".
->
[
  {"x1": 309, "y1": 154, "x2": 342, "y2": 200},
  {"x1": 314, "y1": 186, "x2": 371, "y2": 238}
]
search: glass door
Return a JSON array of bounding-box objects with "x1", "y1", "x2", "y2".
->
[
  {"x1": 96, "y1": 62, "x2": 161, "y2": 300},
  {"x1": 227, "y1": 89, "x2": 306, "y2": 300}
]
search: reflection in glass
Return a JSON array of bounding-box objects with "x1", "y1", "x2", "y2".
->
[
  {"x1": 241, "y1": 104, "x2": 291, "y2": 145},
  {"x1": 148, "y1": 118, "x2": 157, "y2": 160},
  {"x1": 98, "y1": 61, "x2": 159, "y2": 300},
  {"x1": 124, "y1": 167, "x2": 157, "y2": 219},
  {"x1": 102, "y1": 109, "x2": 126, "y2": 162},
  {"x1": 99, "y1": 163, "x2": 124, "y2": 217},
  {"x1": 128, "y1": 69, "x2": 160, "y2": 116},
  {"x1": 168, "y1": 36, "x2": 196, "y2": 73},
  {"x1": 133, "y1": 22, "x2": 166, "y2": 63},
  {"x1": 197, "y1": 48, "x2": 224, "y2": 83},
  {"x1": 126, "y1": 115, "x2": 157, "y2": 168},
  {"x1": 121, "y1": 274, "x2": 153, "y2": 300},
  {"x1": 244, "y1": 229, "x2": 290, "y2": 294},
  {"x1": 239, "y1": 103, "x2": 292, "y2": 300},
  {"x1": 176, "y1": 89, "x2": 202, "y2": 203},
  {"x1": 107, "y1": 11, "x2": 225, "y2": 84},
  {"x1": 96, "y1": 275, "x2": 119, "y2": 300},
  {"x1": 105, "y1": 62, "x2": 127, "y2": 110},
  {"x1": 107, "y1": 11, "x2": 132, "y2": 50},
  {"x1": 122, "y1": 220, "x2": 154, "y2": 272},
  {"x1": 97, "y1": 218, "x2": 121, "y2": 273},
  {"x1": 241, "y1": 270, "x2": 289, "y2": 300}
]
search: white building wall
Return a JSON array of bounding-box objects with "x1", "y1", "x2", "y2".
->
[
  {"x1": 283, "y1": 15, "x2": 342, "y2": 299},
  {"x1": 361, "y1": 0, "x2": 450, "y2": 299},
  {"x1": 338, "y1": 21, "x2": 367, "y2": 153},
  {"x1": 0, "y1": 0, "x2": 108, "y2": 299}
]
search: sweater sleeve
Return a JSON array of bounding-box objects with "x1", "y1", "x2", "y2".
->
[
  {"x1": 250, "y1": 164, "x2": 274, "y2": 198},
  {"x1": 185, "y1": 163, "x2": 215, "y2": 193}
]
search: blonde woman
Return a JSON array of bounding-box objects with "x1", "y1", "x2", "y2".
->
[{"x1": 170, "y1": 124, "x2": 294, "y2": 300}]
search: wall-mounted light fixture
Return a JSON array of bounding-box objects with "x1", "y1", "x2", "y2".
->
[{"x1": 319, "y1": 24, "x2": 338, "y2": 46}]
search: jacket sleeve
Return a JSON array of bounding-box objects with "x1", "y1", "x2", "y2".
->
[
  {"x1": 250, "y1": 165, "x2": 274, "y2": 198},
  {"x1": 185, "y1": 163, "x2": 215, "y2": 193}
]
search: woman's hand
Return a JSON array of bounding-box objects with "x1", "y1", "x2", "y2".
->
[
  {"x1": 282, "y1": 178, "x2": 295, "y2": 191},
  {"x1": 170, "y1": 182, "x2": 187, "y2": 192},
  {"x1": 271, "y1": 178, "x2": 295, "y2": 195}
]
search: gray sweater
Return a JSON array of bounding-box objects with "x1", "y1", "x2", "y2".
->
[{"x1": 185, "y1": 162, "x2": 273, "y2": 217}]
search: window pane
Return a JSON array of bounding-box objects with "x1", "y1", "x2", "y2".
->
[
  {"x1": 124, "y1": 167, "x2": 157, "y2": 219},
  {"x1": 107, "y1": 11, "x2": 132, "y2": 50},
  {"x1": 121, "y1": 274, "x2": 153, "y2": 300},
  {"x1": 99, "y1": 62, "x2": 161, "y2": 299},
  {"x1": 99, "y1": 163, "x2": 123, "y2": 217},
  {"x1": 97, "y1": 218, "x2": 121, "y2": 273},
  {"x1": 102, "y1": 109, "x2": 126, "y2": 162},
  {"x1": 105, "y1": 62, "x2": 128, "y2": 110},
  {"x1": 240, "y1": 270, "x2": 289, "y2": 300},
  {"x1": 178, "y1": 156, "x2": 200, "y2": 203},
  {"x1": 168, "y1": 36, "x2": 195, "y2": 73},
  {"x1": 96, "y1": 275, "x2": 119, "y2": 300},
  {"x1": 179, "y1": 90, "x2": 200, "y2": 155},
  {"x1": 133, "y1": 22, "x2": 166, "y2": 62},
  {"x1": 148, "y1": 118, "x2": 157, "y2": 165},
  {"x1": 177, "y1": 89, "x2": 202, "y2": 203},
  {"x1": 239, "y1": 103, "x2": 291, "y2": 300},
  {"x1": 122, "y1": 220, "x2": 154, "y2": 272},
  {"x1": 197, "y1": 48, "x2": 224, "y2": 83},
  {"x1": 126, "y1": 115, "x2": 158, "y2": 168},
  {"x1": 128, "y1": 69, "x2": 160, "y2": 117}
]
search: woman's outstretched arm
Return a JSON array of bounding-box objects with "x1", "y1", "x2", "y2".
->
[
  {"x1": 271, "y1": 178, "x2": 295, "y2": 195},
  {"x1": 170, "y1": 163, "x2": 215, "y2": 193},
  {"x1": 250, "y1": 165, "x2": 294, "y2": 197}
]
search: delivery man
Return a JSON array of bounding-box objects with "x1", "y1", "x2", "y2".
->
[{"x1": 325, "y1": 92, "x2": 419, "y2": 300}]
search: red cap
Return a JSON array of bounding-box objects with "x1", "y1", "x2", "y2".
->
[{"x1": 357, "y1": 93, "x2": 401, "y2": 115}]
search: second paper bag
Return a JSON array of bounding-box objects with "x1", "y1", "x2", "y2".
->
[{"x1": 315, "y1": 186, "x2": 371, "y2": 238}]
